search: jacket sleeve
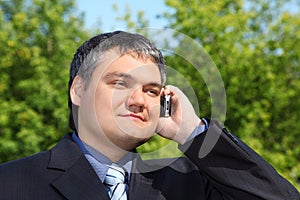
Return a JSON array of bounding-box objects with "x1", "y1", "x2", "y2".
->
[{"x1": 178, "y1": 119, "x2": 300, "y2": 200}]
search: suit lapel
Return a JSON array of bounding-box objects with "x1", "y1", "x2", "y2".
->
[
  {"x1": 48, "y1": 133, "x2": 110, "y2": 200},
  {"x1": 51, "y1": 155, "x2": 109, "y2": 200},
  {"x1": 48, "y1": 134, "x2": 167, "y2": 199}
]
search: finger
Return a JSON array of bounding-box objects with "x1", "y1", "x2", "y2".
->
[
  {"x1": 161, "y1": 86, "x2": 172, "y2": 96},
  {"x1": 166, "y1": 85, "x2": 179, "y2": 105}
]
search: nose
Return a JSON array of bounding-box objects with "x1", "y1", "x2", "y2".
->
[{"x1": 125, "y1": 88, "x2": 146, "y2": 113}]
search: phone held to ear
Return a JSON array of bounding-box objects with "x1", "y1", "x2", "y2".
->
[{"x1": 160, "y1": 94, "x2": 171, "y2": 117}]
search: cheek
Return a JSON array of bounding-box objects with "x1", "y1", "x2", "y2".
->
[
  {"x1": 94, "y1": 88, "x2": 125, "y2": 118},
  {"x1": 149, "y1": 99, "x2": 161, "y2": 119},
  {"x1": 94, "y1": 84, "x2": 115, "y2": 106},
  {"x1": 93, "y1": 88, "x2": 112, "y2": 122},
  {"x1": 111, "y1": 93, "x2": 127, "y2": 107}
]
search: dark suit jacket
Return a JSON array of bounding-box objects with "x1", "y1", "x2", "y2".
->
[{"x1": 0, "y1": 120, "x2": 298, "y2": 200}]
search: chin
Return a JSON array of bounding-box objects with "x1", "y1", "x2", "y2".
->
[{"x1": 118, "y1": 134, "x2": 152, "y2": 151}]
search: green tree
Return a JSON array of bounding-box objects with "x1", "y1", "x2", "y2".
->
[{"x1": 0, "y1": 0, "x2": 88, "y2": 162}]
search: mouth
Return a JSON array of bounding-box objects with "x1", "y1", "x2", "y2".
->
[{"x1": 120, "y1": 114, "x2": 145, "y2": 121}]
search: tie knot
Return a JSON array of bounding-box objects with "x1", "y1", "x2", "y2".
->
[
  {"x1": 105, "y1": 164, "x2": 128, "y2": 186},
  {"x1": 104, "y1": 164, "x2": 128, "y2": 200}
]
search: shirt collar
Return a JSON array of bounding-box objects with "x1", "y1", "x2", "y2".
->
[{"x1": 72, "y1": 132, "x2": 132, "y2": 182}]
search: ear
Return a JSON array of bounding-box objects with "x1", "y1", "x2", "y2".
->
[{"x1": 70, "y1": 76, "x2": 84, "y2": 106}]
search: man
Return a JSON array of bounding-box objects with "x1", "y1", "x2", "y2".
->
[{"x1": 0, "y1": 31, "x2": 299, "y2": 200}]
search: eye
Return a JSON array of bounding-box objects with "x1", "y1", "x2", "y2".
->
[
  {"x1": 142, "y1": 83, "x2": 162, "y2": 97},
  {"x1": 148, "y1": 91, "x2": 159, "y2": 97},
  {"x1": 145, "y1": 88, "x2": 160, "y2": 97},
  {"x1": 112, "y1": 80, "x2": 127, "y2": 88}
]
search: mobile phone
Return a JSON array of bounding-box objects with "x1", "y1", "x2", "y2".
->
[{"x1": 160, "y1": 94, "x2": 171, "y2": 117}]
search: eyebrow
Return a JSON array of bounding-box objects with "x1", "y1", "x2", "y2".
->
[
  {"x1": 145, "y1": 82, "x2": 163, "y2": 89},
  {"x1": 104, "y1": 71, "x2": 162, "y2": 88},
  {"x1": 104, "y1": 72, "x2": 135, "y2": 81}
]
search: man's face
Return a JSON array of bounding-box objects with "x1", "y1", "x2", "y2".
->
[{"x1": 75, "y1": 51, "x2": 162, "y2": 151}]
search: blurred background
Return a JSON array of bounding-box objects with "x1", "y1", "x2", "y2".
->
[{"x1": 0, "y1": 0, "x2": 299, "y2": 190}]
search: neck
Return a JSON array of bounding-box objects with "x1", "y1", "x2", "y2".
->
[{"x1": 78, "y1": 132, "x2": 130, "y2": 162}]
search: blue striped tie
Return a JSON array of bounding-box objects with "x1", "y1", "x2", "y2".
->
[{"x1": 104, "y1": 164, "x2": 128, "y2": 200}]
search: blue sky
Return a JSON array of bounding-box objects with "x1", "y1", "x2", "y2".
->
[
  {"x1": 76, "y1": 0, "x2": 299, "y2": 32},
  {"x1": 75, "y1": 0, "x2": 172, "y2": 32}
]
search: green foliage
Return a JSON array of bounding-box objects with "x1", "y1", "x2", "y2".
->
[
  {"x1": 113, "y1": 3, "x2": 150, "y2": 29},
  {"x1": 0, "y1": 0, "x2": 89, "y2": 162}
]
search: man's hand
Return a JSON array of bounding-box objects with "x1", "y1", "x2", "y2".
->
[{"x1": 156, "y1": 86, "x2": 201, "y2": 144}]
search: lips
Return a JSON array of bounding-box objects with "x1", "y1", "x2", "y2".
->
[{"x1": 120, "y1": 114, "x2": 145, "y2": 121}]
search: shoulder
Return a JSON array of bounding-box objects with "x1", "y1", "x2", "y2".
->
[
  {"x1": 0, "y1": 133, "x2": 73, "y2": 175},
  {"x1": 0, "y1": 150, "x2": 52, "y2": 194},
  {"x1": 0, "y1": 150, "x2": 51, "y2": 177}
]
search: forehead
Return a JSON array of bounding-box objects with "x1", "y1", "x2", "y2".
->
[{"x1": 95, "y1": 50, "x2": 162, "y2": 84}]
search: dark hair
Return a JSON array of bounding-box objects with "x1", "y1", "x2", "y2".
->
[{"x1": 68, "y1": 31, "x2": 166, "y2": 131}]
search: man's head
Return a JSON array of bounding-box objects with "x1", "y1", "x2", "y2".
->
[
  {"x1": 68, "y1": 31, "x2": 166, "y2": 152},
  {"x1": 68, "y1": 31, "x2": 166, "y2": 131}
]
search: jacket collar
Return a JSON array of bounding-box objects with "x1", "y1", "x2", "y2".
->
[
  {"x1": 47, "y1": 133, "x2": 165, "y2": 200},
  {"x1": 48, "y1": 133, "x2": 110, "y2": 200}
]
